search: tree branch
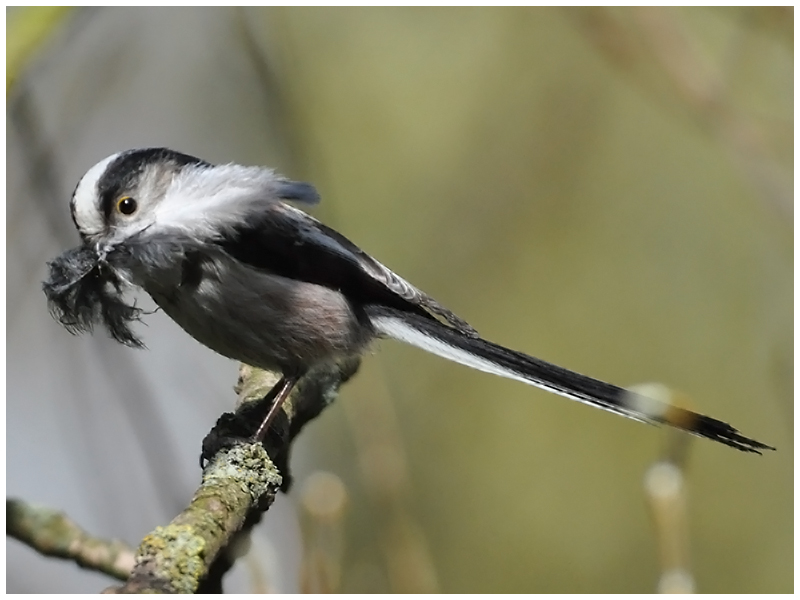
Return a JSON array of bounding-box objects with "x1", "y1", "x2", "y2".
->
[
  {"x1": 108, "y1": 443, "x2": 282, "y2": 593},
  {"x1": 9, "y1": 359, "x2": 359, "y2": 593},
  {"x1": 108, "y1": 359, "x2": 359, "y2": 593},
  {"x1": 7, "y1": 498, "x2": 135, "y2": 581}
]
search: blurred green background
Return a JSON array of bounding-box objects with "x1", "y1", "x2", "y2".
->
[{"x1": 7, "y1": 7, "x2": 792, "y2": 593}]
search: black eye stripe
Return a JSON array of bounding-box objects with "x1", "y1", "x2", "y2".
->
[{"x1": 96, "y1": 148, "x2": 211, "y2": 224}]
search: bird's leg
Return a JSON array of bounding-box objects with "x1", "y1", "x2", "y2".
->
[
  {"x1": 252, "y1": 375, "x2": 301, "y2": 442},
  {"x1": 200, "y1": 373, "x2": 301, "y2": 469}
]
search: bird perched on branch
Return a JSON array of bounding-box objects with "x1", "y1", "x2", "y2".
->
[{"x1": 43, "y1": 148, "x2": 773, "y2": 455}]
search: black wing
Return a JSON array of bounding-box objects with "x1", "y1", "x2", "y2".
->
[{"x1": 217, "y1": 202, "x2": 478, "y2": 336}]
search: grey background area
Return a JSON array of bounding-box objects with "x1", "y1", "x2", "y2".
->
[{"x1": 6, "y1": 7, "x2": 792, "y2": 593}]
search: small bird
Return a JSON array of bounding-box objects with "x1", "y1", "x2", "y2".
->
[{"x1": 43, "y1": 148, "x2": 773, "y2": 454}]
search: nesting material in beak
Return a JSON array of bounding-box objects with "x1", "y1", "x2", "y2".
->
[{"x1": 42, "y1": 244, "x2": 145, "y2": 348}]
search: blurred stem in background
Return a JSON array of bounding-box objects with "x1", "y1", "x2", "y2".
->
[
  {"x1": 634, "y1": 383, "x2": 696, "y2": 594},
  {"x1": 7, "y1": 7, "x2": 72, "y2": 94},
  {"x1": 569, "y1": 6, "x2": 792, "y2": 217}
]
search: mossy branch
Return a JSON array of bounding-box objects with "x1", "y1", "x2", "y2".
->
[
  {"x1": 107, "y1": 359, "x2": 358, "y2": 593},
  {"x1": 107, "y1": 443, "x2": 282, "y2": 593},
  {"x1": 8, "y1": 359, "x2": 358, "y2": 593},
  {"x1": 7, "y1": 498, "x2": 136, "y2": 581}
]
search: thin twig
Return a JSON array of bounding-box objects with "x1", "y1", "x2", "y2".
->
[
  {"x1": 635, "y1": 383, "x2": 695, "y2": 594},
  {"x1": 7, "y1": 498, "x2": 135, "y2": 581}
]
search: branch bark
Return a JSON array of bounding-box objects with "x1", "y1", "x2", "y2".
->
[
  {"x1": 108, "y1": 443, "x2": 282, "y2": 593},
  {"x1": 7, "y1": 498, "x2": 135, "y2": 581},
  {"x1": 107, "y1": 359, "x2": 359, "y2": 593},
  {"x1": 8, "y1": 359, "x2": 358, "y2": 593}
]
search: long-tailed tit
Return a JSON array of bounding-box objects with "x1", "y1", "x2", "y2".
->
[{"x1": 43, "y1": 148, "x2": 773, "y2": 454}]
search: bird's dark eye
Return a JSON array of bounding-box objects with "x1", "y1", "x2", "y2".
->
[{"x1": 117, "y1": 196, "x2": 137, "y2": 215}]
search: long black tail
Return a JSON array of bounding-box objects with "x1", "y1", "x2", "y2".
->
[{"x1": 367, "y1": 306, "x2": 774, "y2": 454}]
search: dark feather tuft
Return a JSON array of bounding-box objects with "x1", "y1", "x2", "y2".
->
[
  {"x1": 42, "y1": 245, "x2": 145, "y2": 348},
  {"x1": 275, "y1": 180, "x2": 320, "y2": 205}
]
